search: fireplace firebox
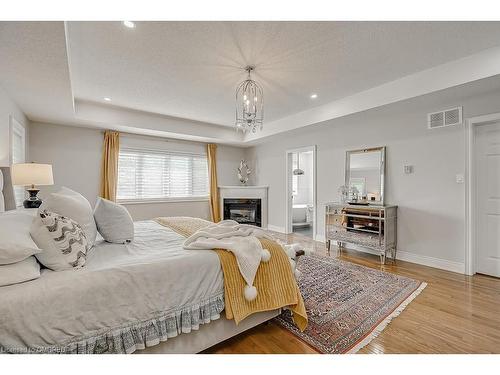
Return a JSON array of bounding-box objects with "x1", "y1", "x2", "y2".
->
[{"x1": 223, "y1": 198, "x2": 262, "y2": 227}]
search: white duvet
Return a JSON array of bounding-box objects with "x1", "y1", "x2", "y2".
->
[{"x1": 0, "y1": 220, "x2": 224, "y2": 352}]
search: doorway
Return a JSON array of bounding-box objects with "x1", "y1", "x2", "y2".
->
[
  {"x1": 474, "y1": 121, "x2": 500, "y2": 277},
  {"x1": 467, "y1": 113, "x2": 500, "y2": 277},
  {"x1": 285, "y1": 146, "x2": 316, "y2": 239}
]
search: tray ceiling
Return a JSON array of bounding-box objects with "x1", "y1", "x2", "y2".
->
[
  {"x1": 67, "y1": 21, "x2": 500, "y2": 126},
  {"x1": 3, "y1": 21, "x2": 500, "y2": 143}
]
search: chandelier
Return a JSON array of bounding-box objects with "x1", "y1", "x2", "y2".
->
[{"x1": 235, "y1": 66, "x2": 264, "y2": 133}]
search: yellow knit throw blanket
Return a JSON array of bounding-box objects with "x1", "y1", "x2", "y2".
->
[{"x1": 155, "y1": 217, "x2": 308, "y2": 331}]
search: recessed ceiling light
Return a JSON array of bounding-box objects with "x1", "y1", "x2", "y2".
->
[
  {"x1": 104, "y1": 97, "x2": 111, "y2": 102},
  {"x1": 123, "y1": 21, "x2": 135, "y2": 29},
  {"x1": 310, "y1": 93, "x2": 318, "y2": 99}
]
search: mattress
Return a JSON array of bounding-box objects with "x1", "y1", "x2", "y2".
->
[{"x1": 0, "y1": 220, "x2": 224, "y2": 353}]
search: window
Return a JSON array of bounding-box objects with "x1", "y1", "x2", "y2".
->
[
  {"x1": 117, "y1": 148, "x2": 209, "y2": 202},
  {"x1": 10, "y1": 118, "x2": 26, "y2": 207}
]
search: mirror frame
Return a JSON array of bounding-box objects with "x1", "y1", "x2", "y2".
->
[{"x1": 345, "y1": 146, "x2": 386, "y2": 205}]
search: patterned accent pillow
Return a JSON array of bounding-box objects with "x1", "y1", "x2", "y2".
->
[{"x1": 30, "y1": 210, "x2": 88, "y2": 270}]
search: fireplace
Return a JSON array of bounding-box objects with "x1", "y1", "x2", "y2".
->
[
  {"x1": 219, "y1": 186, "x2": 268, "y2": 228},
  {"x1": 223, "y1": 198, "x2": 262, "y2": 227}
]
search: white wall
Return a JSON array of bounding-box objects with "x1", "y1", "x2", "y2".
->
[
  {"x1": 0, "y1": 85, "x2": 28, "y2": 166},
  {"x1": 29, "y1": 122, "x2": 245, "y2": 220},
  {"x1": 29, "y1": 122, "x2": 102, "y2": 202},
  {"x1": 245, "y1": 81, "x2": 500, "y2": 272}
]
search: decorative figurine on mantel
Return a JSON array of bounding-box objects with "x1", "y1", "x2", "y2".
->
[{"x1": 237, "y1": 160, "x2": 252, "y2": 185}]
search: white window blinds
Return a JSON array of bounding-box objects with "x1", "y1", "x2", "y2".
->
[
  {"x1": 117, "y1": 148, "x2": 209, "y2": 201},
  {"x1": 11, "y1": 120, "x2": 26, "y2": 207}
]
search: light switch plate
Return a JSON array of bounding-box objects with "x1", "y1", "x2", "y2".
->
[
  {"x1": 456, "y1": 174, "x2": 464, "y2": 184},
  {"x1": 404, "y1": 165, "x2": 413, "y2": 174}
]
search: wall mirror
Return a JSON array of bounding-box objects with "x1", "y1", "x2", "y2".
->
[{"x1": 345, "y1": 146, "x2": 385, "y2": 205}]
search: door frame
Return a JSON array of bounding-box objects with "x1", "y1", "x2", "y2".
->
[
  {"x1": 285, "y1": 145, "x2": 317, "y2": 240},
  {"x1": 465, "y1": 112, "x2": 500, "y2": 275}
]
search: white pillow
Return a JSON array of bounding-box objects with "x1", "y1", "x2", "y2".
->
[
  {"x1": 40, "y1": 187, "x2": 97, "y2": 247},
  {"x1": 0, "y1": 210, "x2": 41, "y2": 265},
  {"x1": 30, "y1": 210, "x2": 88, "y2": 271},
  {"x1": 94, "y1": 197, "x2": 134, "y2": 244},
  {"x1": 0, "y1": 256, "x2": 40, "y2": 287},
  {"x1": 0, "y1": 170, "x2": 5, "y2": 213}
]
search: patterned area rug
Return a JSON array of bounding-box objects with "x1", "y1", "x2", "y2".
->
[{"x1": 274, "y1": 254, "x2": 426, "y2": 353}]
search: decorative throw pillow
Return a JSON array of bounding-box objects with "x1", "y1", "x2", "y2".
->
[
  {"x1": 0, "y1": 210, "x2": 42, "y2": 265},
  {"x1": 30, "y1": 210, "x2": 89, "y2": 270},
  {"x1": 40, "y1": 187, "x2": 98, "y2": 247},
  {"x1": 93, "y1": 197, "x2": 134, "y2": 244},
  {"x1": 0, "y1": 256, "x2": 41, "y2": 287}
]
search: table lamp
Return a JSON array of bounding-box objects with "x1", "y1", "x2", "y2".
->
[{"x1": 12, "y1": 163, "x2": 54, "y2": 208}]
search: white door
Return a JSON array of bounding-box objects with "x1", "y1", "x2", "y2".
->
[
  {"x1": 475, "y1": 121, "x2": 500, "y2": 277},
  {"x1": 10, "y1": 117, "x2": 26, "y2": 207}
]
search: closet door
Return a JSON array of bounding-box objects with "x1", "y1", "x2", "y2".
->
[{"x1": 475, "y1": 121, "x2": 500, "y2": 277}]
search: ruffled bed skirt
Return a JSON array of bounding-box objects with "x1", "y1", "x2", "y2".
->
[{"x1": 4, "y1": 293, "x2": 225, "y2": 354}]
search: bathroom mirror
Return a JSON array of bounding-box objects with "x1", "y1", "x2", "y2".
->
[{"x1": 345, "y1": 146, "x2": 385, "y2": 205}]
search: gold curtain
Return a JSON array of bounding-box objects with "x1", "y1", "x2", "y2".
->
[
  {"x1": 207, "y1": 143, "x2": 221, "y2": 222},
  {"x1": 99, "y1": 131, "x2": 120, "y2": 202}
]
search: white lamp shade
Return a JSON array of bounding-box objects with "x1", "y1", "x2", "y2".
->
[{"x1": 12, "y1": 163, "x2": 54, "y2": 186}]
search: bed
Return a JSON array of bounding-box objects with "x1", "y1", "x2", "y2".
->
[{"x1": 0, "y1": 167, "x2": 283, "y2": 354}]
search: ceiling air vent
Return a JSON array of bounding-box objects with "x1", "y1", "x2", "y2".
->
[{"x1": 428, "y1": 107, "x2": 462, "y2": 129}]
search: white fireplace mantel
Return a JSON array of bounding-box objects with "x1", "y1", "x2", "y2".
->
[{"x1": 218, "y1": 186, "x2": 269, "y2": 228}]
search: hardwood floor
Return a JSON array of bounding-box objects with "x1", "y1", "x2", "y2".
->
[{"x1": 205, "y1": 232, "x2": 500, "y2": 354}]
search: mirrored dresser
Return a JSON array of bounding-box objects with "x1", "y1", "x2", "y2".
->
[
  {"x1": 324, "y1": 203, "x2": 397, "y2": 264},
  {"x1": 327, "y1": 145, "x2": 397, "y2": 264}
]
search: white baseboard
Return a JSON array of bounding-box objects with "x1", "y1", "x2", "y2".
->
[
  {"x1": 267, "y1": 224, "x2": 286, "y2": 233},
  {"x1": 311, "y1": 235, "x2": 465, "y2": 274},
  {"x1": 271, "y1": 229, "x2": 465, "y2": 274},
  {"x1": 396, "y1": 251, "x2": 465, "y2": 274}
]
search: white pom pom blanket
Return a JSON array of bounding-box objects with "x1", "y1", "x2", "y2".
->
[{"x1": 183, "y1": 220, "x2": 273, "y2": 300}]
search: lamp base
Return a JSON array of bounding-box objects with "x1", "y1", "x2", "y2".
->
[{"x1": 23, "y1": 188, "x2": 42, "y2": 209}]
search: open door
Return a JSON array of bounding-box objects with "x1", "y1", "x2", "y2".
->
[{"x1": 285, "y1": 146, "x2": 317, "y2": 239}]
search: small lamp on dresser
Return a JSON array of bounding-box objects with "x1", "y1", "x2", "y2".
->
[{"x1": 12, "y1": 163, "x2": 54, "y2": 208}]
